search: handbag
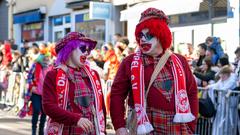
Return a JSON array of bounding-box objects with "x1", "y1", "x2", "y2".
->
[
  {"x1": 199, "y1": 91, "x2": 216, "y2": 118},
  {"x1": 126, "y1": 50, "x2": 172, "y2": 134},
  {"x1": 126, "y1": 108, "x2": 137, "y2": 135}
]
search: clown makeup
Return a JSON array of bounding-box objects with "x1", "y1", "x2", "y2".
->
[
  {"x1": 68, "y1": 46, "x2": 90, "y2": 68},
  {"x1": 139, "y1": 28, "x2": 163, "y2": 57},
  {"x1": 79, "y1": 45, "x2": 92, "y2": 55}
]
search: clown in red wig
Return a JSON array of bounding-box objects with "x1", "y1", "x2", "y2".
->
[{"x1": 110, "y1": 8, "x2": 198, "y2": 135}]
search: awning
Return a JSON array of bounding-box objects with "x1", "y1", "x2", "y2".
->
[
  {"x1": 120, "y1": 0, "x2": 203, "y2": 21},
  {"x1": 65, "y1": 0, "x2": 91, "y2": 9},
  {"x1": 13, "y1": 9, "x2": 44, "y2": 24},
  {"x1": 48, "y1": 0, "x2": 71, "y2": 16}
]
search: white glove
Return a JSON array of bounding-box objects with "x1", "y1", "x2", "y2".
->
[
  {"x1": 77, "y1": 118, "x2": 94, "y2": 133},
  {"x1": 116, "y1": 127, "x2": 129, "y2": 135}
]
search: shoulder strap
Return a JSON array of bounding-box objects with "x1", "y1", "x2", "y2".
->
[{"x1": 146, "y1": 50, "x2": 172, "y2": 98}]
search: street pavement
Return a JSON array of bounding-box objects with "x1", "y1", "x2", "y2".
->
[
  {"x1": 0, "y1": 108, "x2": 31, "y2": 135},
  {"x1": 0, "y1": 104, "x2": 115, "y2": 135}
]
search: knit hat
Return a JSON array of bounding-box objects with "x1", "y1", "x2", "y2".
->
[
  {"x1": 139, "y1": 8, "x2": 169, "y2": 24},
  {"x1": 55, "y1": 32, "x2": 97, "y2": 54},
  {"x1": 135, "y1": 8, "x2": 172, "y2": 51}
]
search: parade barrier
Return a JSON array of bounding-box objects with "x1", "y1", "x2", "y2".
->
[
  {"x1": 0, "y1": 71, "x2": 26, "y2": 112},
  {"x1": 196, "y1": 87, "x2": 240, "y2": 135},
  {"x1": 1, "y1": 72, "x2": 240, "y2": 134}
]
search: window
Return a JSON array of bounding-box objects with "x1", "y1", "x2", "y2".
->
[
  {"x1": 65, "y1": 15, "x2": 71, "y2": 23},
  {"x1": 22, "y1": 22, "x2": 44, "y2": 42},
  {"x1": 75, "y1": 15, "x2": 105, "y2": 47},
  {"x1": 54, "y1": 31, "x2": 63, "y2": 42},
  {"x1": 53, "y1": 17, "x2": 63, "y2": 26}
]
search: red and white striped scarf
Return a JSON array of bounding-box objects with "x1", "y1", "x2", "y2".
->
[
  {"x1": 46, "y1": 65, "x2": 105, "y2": 135},
  {"x1": 131, "y1": 51, "x2": 195, "y2": 134}
]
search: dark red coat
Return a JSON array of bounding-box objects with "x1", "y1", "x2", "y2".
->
[
  {"x1": 42, "y1": 69, "x2": 106, "y2": 134},
  {"x1": 110, "y1": 53, "x2": 198, "y2": 132}
]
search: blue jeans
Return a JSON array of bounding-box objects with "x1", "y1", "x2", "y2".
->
[{"x1": 31, "y1": 93, "x2": 46, "y2": 135}]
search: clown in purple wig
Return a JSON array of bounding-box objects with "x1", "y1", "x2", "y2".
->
[
  {"x1": 42, "y1": 32, "x2": 107, "y2": 135},
  {"x1": 55, "y1": 32, "x2": 97, "y2": 66}
]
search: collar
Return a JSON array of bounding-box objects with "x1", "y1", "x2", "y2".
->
[{"x1": 142, "y1": 53, "x2": 163, "y2": 66}]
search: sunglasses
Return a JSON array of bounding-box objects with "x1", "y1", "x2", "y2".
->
[
  {"x1": 79, "y1": 46, "x2": 93, "y2": 54},
  {"x1": 138, "y1": 32, "x2": 154, "y2": 41}
]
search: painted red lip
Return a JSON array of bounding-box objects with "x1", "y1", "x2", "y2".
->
[
  {"x1": 140, "y1": 43, "x2": 151, "y2": 51},
  {"x1": 80, "y1": 56, "x2": 86, "y2": 63}
]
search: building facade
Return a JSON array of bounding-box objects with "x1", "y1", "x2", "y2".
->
[
  {"x1": 12, "y1": 0, "x2": 54, "y2": 45},
  {"x1": 0, "y1": 0, "x2": 8, "y2": 41},
  {"x1": 12, "y1": 0, "x2": 124, "y2": 48},
  {"x1": 118, "y1": 0, "x2": 239, "y2": 61},
  {"x1": 66, "y1": 0, "x2": 124, "y2": 47}
]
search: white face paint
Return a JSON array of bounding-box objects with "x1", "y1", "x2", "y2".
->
[
  {"x1": 67, "y1": 46, "x2": 90, "y2": 68},
  {"x1": 139, "y1": 29, "x2": 163, "y2": 57}
]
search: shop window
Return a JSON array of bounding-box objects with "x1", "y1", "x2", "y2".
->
[
  {"x1": 169, "y1": 11, "x2": 209, "y2": 25},
  {"x1": 54, "y1": 17, "x2": 63, "y2": 26},
  {"x1": 22, "y1": 22, "x2": 44, "y2": 42},
  {"x1": 54, "y1": 31, "x2": 63, "y2": 42},
  {"x1": 65, "y1": 28, "x2": 71, "y2": 35},
  {"x1": 65, "y1": 15, "x2": 71, "y2": 23},
  {"x1": 75, "y1": 20, "x2": 105, "y2": 47}
]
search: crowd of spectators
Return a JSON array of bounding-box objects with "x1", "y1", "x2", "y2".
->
[{"x1": 0, "y1": 35, "x2": 239, "y2": 133}]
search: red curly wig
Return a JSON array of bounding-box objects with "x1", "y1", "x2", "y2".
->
[{"x1": 135, "y1": 9, "x2": 172, "y2": 51}]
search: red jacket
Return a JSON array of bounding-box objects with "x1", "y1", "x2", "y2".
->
[
  {"x1": 42, "y1": 69, "x2": 106, "y2": 132},
  {"x1": 110, "y1": 53, "x2": 198, "y2": 132}
]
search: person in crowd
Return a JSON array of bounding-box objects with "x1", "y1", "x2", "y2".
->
[
  {"x1": 103, "y1": 42, "x2": 120, "y2": 81},
  {"x1": 233, "y1": 47, "x2": 240, "y2": 90},
  {"x1": 42, "y1": 32, "x2": 106, "y2": 135},
  {"x1": 0, "y1": 63, "x2": 11, "y2": 102},
  {"x1": 20, "y1": 40, "x2": 30, "y2": 71},
  {"x1": 126, "y1": 42, "x2": 137, "y2": 55},
  {"x1": 28, "y1": 43, "x2": 40, "y2": 67},
  {"x1": 11, "y1": 51, "x2": 22, "y2": 72},
  {"x1": 115, "y1": 37, "x2": 129, "y2": 62},
  {"x1": 87, "y1": 50, "x2": 104, "y2": 79},
  {"x1": 102, "y1": 42, "x2": 120, "y2": 117},
  {"x1": 1, "y1": 42, "x2": 12, "y2": 69},
  {"x1": 193, "y1": 57, "x2": 217, "y2": 87},
  {"x1": 195, "y1": 43, "x2": 207, "y2": 68},
  {"x1": 206, "y1": 47, "x2": 218, "y2": 65},
  {"x1": 207, "y1": 65, "x2": 237, "y2": 91},
  {"x1": 205, "y1": 36, "x2": 224, "y2": 64},
  {"x1": 233, "y1": 47, "x2": 240, "y2": 70},
  {"x1": 0, "y1": 51, "x2": 4, "y2": 70},
  {"x1": 27, "y1": 51, "x2": 51, "y2": 135},
  {"x1": 219, "y1": 55, "x2": 229, "y2": 66},
  {"x1": 185, "y1": 43, "x2": 195, "y2": 64},
  {"x1": 12, "y1": 73, "x2": 21, "y2": 111},
  {"x1": 113, "y1": 33, "x2": 122, "y2": 45},
  {"x1": 214, "y1": 56, "x2": 232, "y2": 81},
  {"x1": 94, "y1": 49, "x2": 105, "y2": 69},
  {"x1": 110, "y1": 8, "x2": 198, "y2": 135},
  {"x1": 9, "y1": 39, "x2": 18, "y2": 51},
  {"x1": 39, "y1": 43, "x2": 49, "y2": 54},
  {"x1": 20, "y1": 40, "x2": 30, "y2": 56},
  {"x1": 48, "y1": 43, "x2": 57, "y2": 64}
]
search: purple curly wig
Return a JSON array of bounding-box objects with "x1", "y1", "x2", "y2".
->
[{"x1": 55, "y1": 40, "x2": 96, "y2": 65}]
